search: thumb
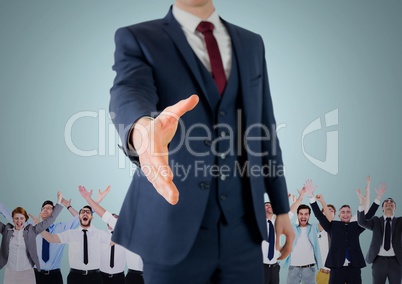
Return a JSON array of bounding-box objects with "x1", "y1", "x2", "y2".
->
[{"x1": 162, "y1": 95, "x2": 199, "y2": 120}]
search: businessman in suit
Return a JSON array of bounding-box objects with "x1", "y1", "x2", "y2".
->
[
  {"x1": 109, "y1": 0, "x2": 294, "y2": 283},
  {"x1": 358, "y1": 195, "x2": 402, "y2": 284},
  {"x1": 308, "y1": 180, "x2": 385, "y2": 284}
]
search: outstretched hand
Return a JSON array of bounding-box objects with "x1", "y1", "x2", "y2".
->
[
  {"x1": 375, "y1": 183, "x2": 387, "y2": 200},
  {"x1": 356, "y1": 188, "x2": 366, "y2": 205},
  {"x1": 132, "y1": 95, "x2": 199, "y2": 205},
  {"x1": 57, "y1": 192, "x2": 63, "y2": 204},
  {"x1": 304, "y1": 179, "x2": 317, "y2": 198},
  {"x1": 28, "y1": 213, "x2": 40, "y2": 225},
  {"x1": 79, "y1": 185, "x2": 93, "y2": 201},
  {"x1": 95, "y1": 185, "x2": 111, "y2": 203}
]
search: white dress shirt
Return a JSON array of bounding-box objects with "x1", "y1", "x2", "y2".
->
[
  {"x1": 172, "y1": 5, "x2": 232, "y2": 79},
  {"x1": 7, "y1": 229, "x2": 32, "y2": 271},
  {"x1": 378, "y1": 215, "x2": 395, "y2": 256},
  {"x1": 126, "y1": 250, "x2": 144, "y2": 271},
  {"x1": 100, "y1": 230, "x2": 126, "y2": 274},
  {"x1": 261, "y1": 218, "x2": 280, "y2": 264},
  {"x1": 57, "y1": 226, "x2": 110, "y2": 270}
]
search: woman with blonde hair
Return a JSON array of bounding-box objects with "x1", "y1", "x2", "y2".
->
[{"x1": 0, "y1": 192, "x2": 63, "y2": 284}]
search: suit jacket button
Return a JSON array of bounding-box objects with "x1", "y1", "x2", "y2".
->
[{"x1": 199, "y1": 182, "x2": 210, "y2": 190}]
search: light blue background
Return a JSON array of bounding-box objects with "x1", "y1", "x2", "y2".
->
[{"x1": 0, "y1": 0, "x2": 401, "y2": 283}]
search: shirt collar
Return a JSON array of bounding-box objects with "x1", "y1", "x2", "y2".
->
[
  {"x1": 80, "y1": 226, "x2": 92, "y2": 232},
  {"x1": 172, "y1": 4, "x2": 222, "y2": 33},
  {"x1": 384, "y1": 215, "x2": 394, "y2": 220}
]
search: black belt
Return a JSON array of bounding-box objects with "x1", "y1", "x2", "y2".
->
[
  {"x1": 293, "y1": 263, "x2": 315, "y2": 268},
  {"x1": 101, "y1": 271, "x2": 125, "y2": 278},
  {"x1": 70, "y1": 268, "x2": 100, "y2": 275},
  {"x1": 264, "y1": 262, "x2": 279, "y2": 268},
  {"x1": 34, "y1": 268, "x2": 61, "y2": 275},
  {"x1": 378, "y1": 255, "x2": 396, "y2": 259},
  {"x1": 127, "y1": 269, "x2": 143, "y2": 275}
]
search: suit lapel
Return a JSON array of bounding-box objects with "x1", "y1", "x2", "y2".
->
[
  {"x1": 391, "y1": 217, "x2": 397, "y2": 236},
  {"x1": 223, "y1": 21, "x2": 254, "y2": 125},
  {"x1": 161, "y1": 9, "x2": 214, "y2": 111}
]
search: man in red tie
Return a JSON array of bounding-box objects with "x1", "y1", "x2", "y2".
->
[{"x1": 109, "y1": 0, "x2": 294, "y2": 283}]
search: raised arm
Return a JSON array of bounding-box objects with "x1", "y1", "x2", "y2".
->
[
  {"x1": 364, "y1": 176, "x2": 371, "y2": 213},
  {"x1": 61, "y1": 195, "x2": 79, "y2": 217},
  {"x1": 304, "y1": 179, "x2": 332, "y2": 232},
  {"x1": 365, "y1": 183, "x2": 386, "y2": 219},
  {"x1": 33, "y1": 192, "x2": 63, "y2": 234},
  {"x1": 289, "y1": 187, "x2": 307, "y2": 215},
  {"x1": 41, "y1": 229, "x2": 61, "y2": 243},
  {"x1": 315, "y1": 194, "x2": 333, "y2": 232},
  {"x1": 78, "y1": 186, "x2": 107, "y2": 218},
  {"x1": 0, "y1": 201, "x2": 13, "y2": 223},
  {"x1": 94, "y1": 185, "x2": 111, "y2": 203}
]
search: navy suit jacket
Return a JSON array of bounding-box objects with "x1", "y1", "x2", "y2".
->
[
  {"x1": 357, "y1": 211, "x2": 402, "y2": 264},
  {"x1": 110, "y1": 7, "x2": 289, "y2": 265},
  {"x1": 311, "y1": 201, "x2": 379, "y2": 268}
]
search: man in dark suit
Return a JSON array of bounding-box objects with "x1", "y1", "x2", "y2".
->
[
  {"x1": 358, "y1": 194, "x2": 402, "y2": 284},
  {"x1": 307, "y1": 180, "x2": 386, "y2": 284},
  {"x1": 109, "y1": 0, "x2": 294, "y2": 283}
]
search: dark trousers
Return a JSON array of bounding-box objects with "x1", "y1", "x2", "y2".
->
[
  {"x1": 329, "y1": 265, "x2": 361, "y2": 284},
  {"x1": 101, "y1": 271, "x2": 125, "y2": 284},
  {"x1": 67, "y1": 270, "x2": 102, "y2": 284},
  {"x1": 34, "y1": 269, "x2": 63, "y2": 284},
  {"x1": 126, "y1": 269, "x2": 144, "y2": 284},
  {"x1": 143, "y1": 216, "x2": 263, "y2": 284},
  {"x1": 263, "y1": 263, "x2": 280, "y2": 284},
  {"x1": 372, "y1": 256, "x2": 402, "y2": 284}
]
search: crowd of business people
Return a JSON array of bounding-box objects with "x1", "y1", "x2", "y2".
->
[
  {"x1": 0, "y1": 187, "x2": 144, "y2": 284},
  {"x1": 1, "y1": 0, "x2": 400, "y2": 283},
  {"x1": 263, "y1": 177, "x2": 402, "y2": 284}
]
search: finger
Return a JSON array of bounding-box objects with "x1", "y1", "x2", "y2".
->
[
  {"x1": 162, "y1": 95, "x2": 199, "y2": 120},
  {"x1": 140, "y1": 159, "x2": 179, "y2": 205}
]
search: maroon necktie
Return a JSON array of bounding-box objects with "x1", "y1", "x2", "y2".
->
[{"x1": 196, "y1": 21, "x2": 227, "y2": 95}]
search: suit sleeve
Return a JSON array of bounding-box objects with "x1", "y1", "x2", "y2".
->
[
  {"x1": 311, "y1": 201, "x2": 331, "y2": 232},
  {"x1": 357, "y1": 201, "x2": 379, "y2": 233},
  {"x1": 33, "y1": 204, "x2": 63, "y2": 234},
  {"x1": 109, "y1": 27, "x2": 159, "y2": 164},
  {"x1": 259, "y1": 37, "x2": 289, "y2": 214},
  {"x1": 365, "y1": 202, "x2": 379, "y2": 219},
  {"x1": 0, "y1": 201, "x2": 13, "y2": 223},
  {"x1": 357, "y1": 209, "x2": 375, "y2": 230}
]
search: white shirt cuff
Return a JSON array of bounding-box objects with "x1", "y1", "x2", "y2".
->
[{"x1": 101, "y1": 211, "x2": 117, "y2": 229}]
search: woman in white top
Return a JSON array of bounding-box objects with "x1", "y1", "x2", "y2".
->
[{"x1": 0, "y1": 192, "x2": 63, "y2": 284}]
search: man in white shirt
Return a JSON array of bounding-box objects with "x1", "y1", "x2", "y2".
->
[
  {"x1": 78, "y1": 185, "x2": 145, "y2": 284},
  {"x1": 100, "y1": 214, "x2": 126, "y2": 284},
  {"x1": 41, "y1": 205, "x2": 112, "y2": 284},
  {"x1": 283, "y1": 182, "x2": 322, "y2": 284},
  {"x1": 262, "y1": 202, "x2": 280, "y2": 284}
]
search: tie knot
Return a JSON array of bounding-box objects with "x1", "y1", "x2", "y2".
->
[
  {"x1": 197, "y1": 21, "x2": 214, "y2": 34},
  {"x1": 82, "y1": 229, "x2": 87, "y2": 234},
  {"x1": 386, "y1": 217, "x2": 392, "y2": 221}
]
